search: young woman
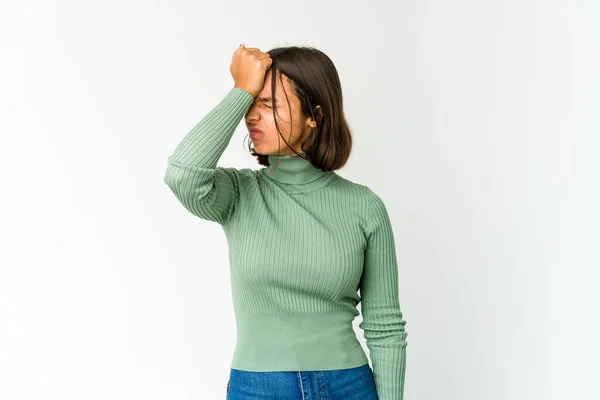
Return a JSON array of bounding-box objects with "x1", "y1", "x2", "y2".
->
[{"x1": 164, "y1": 44, "x2": 408, "y2": 400}]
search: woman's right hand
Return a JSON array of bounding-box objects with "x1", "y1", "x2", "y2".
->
[{"x1": 230, "y1": 44, "x2": 272, "y2": 98}]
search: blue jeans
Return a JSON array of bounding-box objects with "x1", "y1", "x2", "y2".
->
[{"x1": 226, "y1": 362, "x2": 378, "y2": 399}]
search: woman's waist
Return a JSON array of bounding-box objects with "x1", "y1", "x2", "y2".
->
[{"x1": 231, "y1": 310, "x2": 368, "y2": 371}]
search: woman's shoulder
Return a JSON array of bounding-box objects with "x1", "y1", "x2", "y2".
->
[
  {"x1": 331, "y1": 172, "x2": 381, "y2": 199},
  {"x1": 332, "y1": 173, "x2": 392, "y2": 221},
  {"x1": 214, "y1": 166, "x2": 260, "y2": 181}
]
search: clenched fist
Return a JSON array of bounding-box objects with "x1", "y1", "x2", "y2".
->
[{"x1": 230, "y1": 44, "x2": 273, "y2": 98}]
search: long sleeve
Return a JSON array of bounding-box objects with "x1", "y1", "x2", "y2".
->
[
  {"x1": 359, "y1": 187, "x2": 408, "y2": 400},
  {"x1": 163, "y1": 87, "x2": 255, "y2": 225}
]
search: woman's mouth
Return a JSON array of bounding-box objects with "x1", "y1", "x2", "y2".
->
[{"x1": 250, "y1": 131, "x2": 263, "y2": 139}]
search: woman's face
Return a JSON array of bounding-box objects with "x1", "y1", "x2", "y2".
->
[{"x1": 244, "y1": 70, "x2": 315, "y2": 156}]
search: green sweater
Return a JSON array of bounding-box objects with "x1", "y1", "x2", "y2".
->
[{"x1": 164, "y1": 87, "x2": 408, "y2": 399}]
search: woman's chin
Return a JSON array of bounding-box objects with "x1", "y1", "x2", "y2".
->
[{"x1": 252, "y1": 142, "x2": 268, "y2": 154}]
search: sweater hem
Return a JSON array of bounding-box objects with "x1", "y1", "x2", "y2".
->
[{"x1": 230, "y1": 310, "x2": 369, "y2": 372}]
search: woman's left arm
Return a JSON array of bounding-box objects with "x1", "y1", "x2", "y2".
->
[{"x1": 359, "y1": 187, "x2": 408, "y2": 400}]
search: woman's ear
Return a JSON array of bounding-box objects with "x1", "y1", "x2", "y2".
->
[
  {"x1": 307, "y1": 105, "x2": 322, "y2": 129},
  {"x1": 315, "y1": 105, "x2": 323, "y2": 119},
  {"x1": 309, "y1": 105, "x2": 323, "y2": 128}
]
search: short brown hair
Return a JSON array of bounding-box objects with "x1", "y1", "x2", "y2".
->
[{"x1": 247, "y1": 46, "x2": 352, "y2": 172}]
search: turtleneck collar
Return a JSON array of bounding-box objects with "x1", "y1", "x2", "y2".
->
[{"x1": 261, "y1": 152, "x2": 337, "y2": 192}]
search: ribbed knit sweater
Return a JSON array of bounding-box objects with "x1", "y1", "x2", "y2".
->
[{"x1": 163, "y1": 87, "x2": 408, "y2": 399}]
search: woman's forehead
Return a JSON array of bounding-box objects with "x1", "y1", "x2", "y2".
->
[
  {"x1": 264, "y1": 70, "x2": 290, "y2": 88},
  {"x1": 260, "y1": 72, "x2": 295, "y2": 102}
]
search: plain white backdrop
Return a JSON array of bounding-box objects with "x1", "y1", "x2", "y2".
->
[{"x1": 1, "y1": 0, "x2": 598, "y2": 399}]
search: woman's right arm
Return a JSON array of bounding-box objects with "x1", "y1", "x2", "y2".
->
[
  {"x1": 163, "y1": 87, "x2": 255, "y2": 225},
  {"x1": 164, "y1": 44, "x2": 272, "y2": 225}
]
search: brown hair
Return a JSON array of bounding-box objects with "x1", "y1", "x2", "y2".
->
[{"x1": 246, "y1": 46, "x2": 352, "y2": 172}]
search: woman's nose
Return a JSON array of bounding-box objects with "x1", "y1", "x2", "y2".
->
[{"x1": 245, "y1": 106, "x2": 260, "y2": 121}]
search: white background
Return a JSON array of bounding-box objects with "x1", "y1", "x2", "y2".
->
[{"x1": 1, "y1": 0, "x2": 598, "y2": 399}]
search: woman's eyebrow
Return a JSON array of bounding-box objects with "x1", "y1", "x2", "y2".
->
[{"x1": 258, "y1": 97, "x2": 276, "y2": 103}]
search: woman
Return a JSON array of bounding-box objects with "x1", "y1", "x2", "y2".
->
[{"x1": 164, "y1": 44, "x2": 408, "y2": 400}]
